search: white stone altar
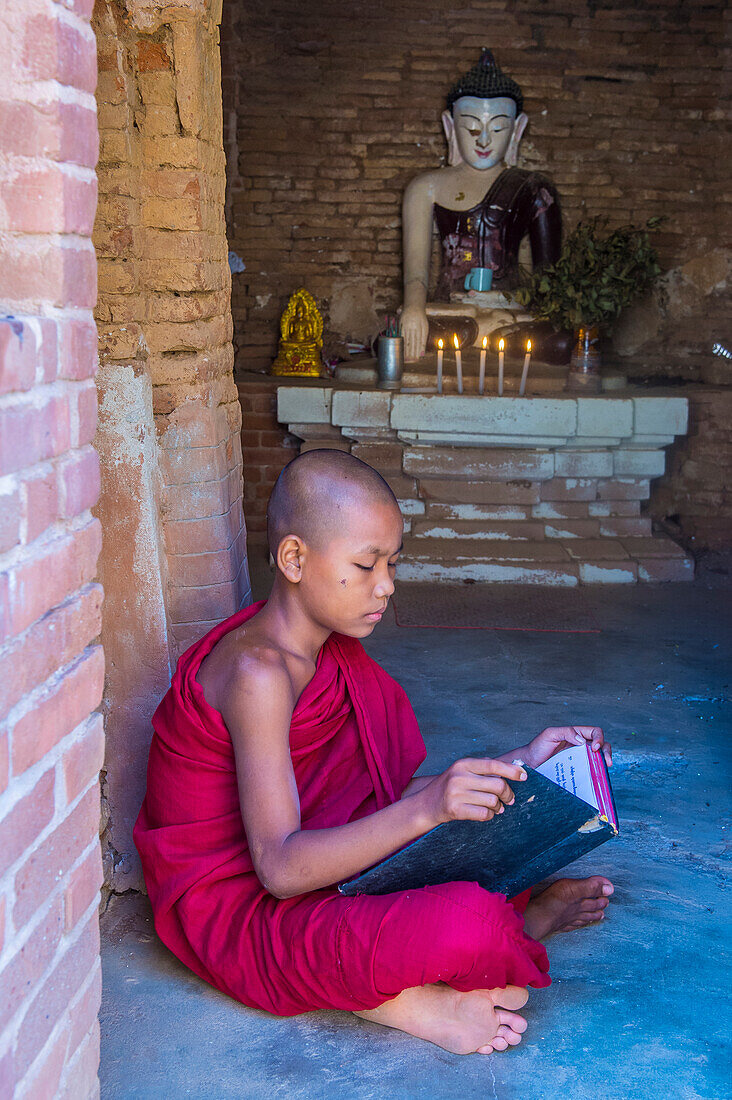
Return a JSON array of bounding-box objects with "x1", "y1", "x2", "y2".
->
[{"x1": 277, "y1": 382, "x2": 692, "y2": 585}]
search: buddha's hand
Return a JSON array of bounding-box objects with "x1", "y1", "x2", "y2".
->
[
  {"x1": 417, "y1": 758, "x2": 527, "y2": 828},
  {"x1": 400, "y1": 306, "x2": 429, "y2": 361},
  {"x1": 526, "y1": 727, "x2": 612, "y2": 769}
]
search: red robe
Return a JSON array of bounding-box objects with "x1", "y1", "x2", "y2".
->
[{"x1": 134, "y1": 601, "x2": 550, "y2": 1016}]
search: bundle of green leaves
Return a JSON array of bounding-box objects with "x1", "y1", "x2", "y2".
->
[{"x1": 513, "y1": 216, "x2": 663, "y2": 331}]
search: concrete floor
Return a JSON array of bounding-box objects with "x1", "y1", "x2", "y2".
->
[{"x1": 100, "y1": 580, "x2": 732, "y2": 1100}]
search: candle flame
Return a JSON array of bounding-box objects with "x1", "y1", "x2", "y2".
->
[
  {"x1": 482, "y1": 335, "x2": 488, "y2": 349},
  {"x1": 499, "y1": 338, "x2": 505, "y2": 352},
  {"x1": 437, "y1": 338, "x2": 443, "y2": 349},
  {"x1": 453, "y1": 334, "x2": 460, "y2": 350},
  {"x1": 527, "y1": 339, "x2": 532, "y2": 352}
]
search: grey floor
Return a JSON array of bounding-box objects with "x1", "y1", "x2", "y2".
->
[{"x1": 100, "y1": 580, "x2": 732, "y2": 1099}]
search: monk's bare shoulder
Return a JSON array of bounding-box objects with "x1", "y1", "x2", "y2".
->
[{"x1": 197, "y1": 628, "x2": 297, "y2": 724}]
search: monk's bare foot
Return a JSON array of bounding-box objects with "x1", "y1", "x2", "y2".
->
[
  {"x1": 354, "y1": 983, "x2": 528, "y2": 1055},
  {"x1": 523, "y1": 876, "x2": 614, "y2": 940}
]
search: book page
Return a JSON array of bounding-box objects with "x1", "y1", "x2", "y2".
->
[{"x1": 536, "y1": 747, "x2": 597, "y2": 810}]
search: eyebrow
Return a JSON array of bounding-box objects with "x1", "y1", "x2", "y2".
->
[{"x1": 360, "y1": 543, "x2": 403, "y2": 556}]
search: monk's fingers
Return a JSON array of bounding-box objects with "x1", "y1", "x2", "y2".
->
[
  {"x1": 569, "y1": 725, "x2": 606, "y2": 752},
  {"x1": 602, "y1": 741, "x2": 613, "y2": 765},
  {"x1": 459, "y1": 757, "x2": 527, "y2": 783},
  {"x1": 463, "y1": 775, "x2": 516, "y2": 806},
  {"x1": 459, "y1": 802, "x2": 498, "y2": 822}
]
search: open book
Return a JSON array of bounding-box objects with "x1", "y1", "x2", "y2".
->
[{"x1": 339, "y1": 744, "x2": 618, "y2": 899}]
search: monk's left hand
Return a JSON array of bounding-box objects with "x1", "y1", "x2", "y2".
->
[{"x1": 527, "y1": 726, "x2": 612, "y2": 768}]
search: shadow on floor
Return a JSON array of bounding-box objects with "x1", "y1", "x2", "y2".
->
[{"x1": 100, "y1": 581, "x2": 732, "y2": 1099}]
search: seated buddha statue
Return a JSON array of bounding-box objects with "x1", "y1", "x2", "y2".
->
[
  {"x1": 272, "y1": 288, "x2": 323, "y2": 377},
  {"x1": 401, "y1": 49, "x2": 568, "y2": 363}
]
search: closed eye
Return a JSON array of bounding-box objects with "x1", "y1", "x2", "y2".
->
[{"x1": 355, "y1": 563, "x2": 374, "y2": 571}]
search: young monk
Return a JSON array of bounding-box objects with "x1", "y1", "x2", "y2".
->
[{"x1": 134, "y1": 449, "x2": 614, "y2": 1056}]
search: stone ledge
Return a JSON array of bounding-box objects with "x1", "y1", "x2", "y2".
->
[
  {"x1": 276, "y1": 387, "x2": 332, "y2": 424},
  {"x1": 391, "y1": 395, "x2": 577, "y2": 438},
  {"x1": 332, "y1": 389, "x2": 391, "y2": 427},
  {"x1": 633, "y1": 396, "x2": 688, "y2": 436},
  {"x1": 576, "y1": 397, "x2": 633, "y2": 439}
]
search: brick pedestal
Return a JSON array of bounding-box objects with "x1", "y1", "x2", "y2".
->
[{"x1": 277, "y1": 384, "x2": 693, "y2": 585}]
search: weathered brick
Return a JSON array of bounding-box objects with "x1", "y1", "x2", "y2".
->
[
  {"x1": 13, "y1": 785, "x2": 101, "y2": 927},
  {"x1": 0, "y1": 769, "x2": 55, "y2": 872},
  {"x1": 540, "y1": 478, "x2": 597, "y2": 502},
  {"x1": 14, "y1": 913, "x2": 100, "y2": 1078},
  {"x1": 597, "y1": 478, "x2": 650, "y2": 501},
  {"x1": 64, "y1": 845, "x2": 103, "y2": 933},
  {"x1": 61, "y1": 713, "x2": 105, "y2": 806},
  {"x1": 11, "y1": 646, "x2": 104, "y2": 777},
  {"x1": 3, "y1": 520, "x2": 102, "y2": 640},
  {"x1": 0, "y1": 898, "x2": 64, "y2": 1034},
  {"x1": 404, "y1": 447, "x2": 555, "y2": 482},
  {"x1": 0, "y1": 584, "x2": 103, "y2": 717},
  {"x1": 420, "y1": 478, "x2": 541, "y2": 505},
  {"x1": 0, "y1": 394, "x2": 71, "y2": 476}
]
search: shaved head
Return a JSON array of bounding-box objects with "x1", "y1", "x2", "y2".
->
[{"x1": 267, "y1": 449, "x2": 400, "y2": 559}]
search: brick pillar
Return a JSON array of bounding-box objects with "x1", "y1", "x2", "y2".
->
[
  {"x1": 93, "y1": 0, "x2": 250, "y2": 893},
  {"x1": 0, "y1": 1, "x2": 104, "y2": 1096}
]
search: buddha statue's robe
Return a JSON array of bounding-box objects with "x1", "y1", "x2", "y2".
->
[
  {"x1": 434, "y1": 167, "x2": 561, "y2": 300},
  {"x1": 134, "y1": 601, "x2": 550, "y2": 1016}
]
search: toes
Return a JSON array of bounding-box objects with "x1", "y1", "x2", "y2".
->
[
  {"x1": 496, "y1": 1023, "x2": 524, "y2": 1047},
  {"x1": 489, "y1": 985, "x2": 529, "y2": 1011},
  {"x1": 490, "y1": 1035, "x2": 509, "y2": 1051},
  {"x1": 496, "y1": 1009, "x2": 528, "y2": 1034},
  {"x1": 580, "y1": 896, "x2": 609, "y2": 913},
  {"x1": 567, "y1": 912, "x2": 604, "y2": 929}
]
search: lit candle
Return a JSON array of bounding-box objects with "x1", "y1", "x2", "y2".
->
[
  {"x1": 436, "y1": 338, "x2": 443, "y2": 394},
  {"x1": 519, "y1": 339, "x2": 532, "y2": 396},
  {"x1": 498, "y1": 337, "x2": 505, "y2": 396},
  {"x1": 479, "y1": 335, "x2": 488, "y2": 395},
  {"x1": 453, "y1": 333, "x2": 463, "y2": 394}
]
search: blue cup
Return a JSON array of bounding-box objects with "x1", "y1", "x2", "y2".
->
[{"x1": 464, "y1": 267, "x2": 493, "y2": 292}]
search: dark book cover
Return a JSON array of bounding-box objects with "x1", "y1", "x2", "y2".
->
[{"x1": 339, "y1": 766, "x2": 616, "y2": 898}]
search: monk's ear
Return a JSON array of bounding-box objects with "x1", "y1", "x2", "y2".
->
[
  {"x1": 505, "y1": 112, "x2": 527, "y2": 167},
  {"x1": 277, "y1": 535, "x2": 305, "y2": 583},
  {"x1": 442, "y1": 110, "x2": 463, "y2": 167}
]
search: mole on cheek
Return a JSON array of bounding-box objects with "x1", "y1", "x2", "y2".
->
[{"x1": 340, "y1": 578, "x2": 347, "y2": 586}]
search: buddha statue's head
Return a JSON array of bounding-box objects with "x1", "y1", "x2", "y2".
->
[{"x1": 442, "y1": 49, "x2": 528, "y2": 169}]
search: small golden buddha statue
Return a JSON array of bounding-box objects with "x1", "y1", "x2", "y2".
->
[{"x1": 272, "y1": 288, "x2": 323, "y2": 376}]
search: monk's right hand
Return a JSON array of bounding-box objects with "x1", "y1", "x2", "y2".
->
[{"x1": 419, "y1": 758, "x2": 527, "y2": 827}]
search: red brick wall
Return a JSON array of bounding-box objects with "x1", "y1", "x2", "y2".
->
[
  {"x1": 222, "y1": 0, "x2": 729, "y2": 381},
  {"x1": 0, "y1": 1, "x2": 103, "y2": 1096}
]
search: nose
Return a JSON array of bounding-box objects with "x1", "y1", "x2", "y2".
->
[
  {"x1": 373, "y1": 566, "x2": 395, "y2": 601},
  {"x1": 477, "y1": 128, "x2": 491, "y2": 149}
]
